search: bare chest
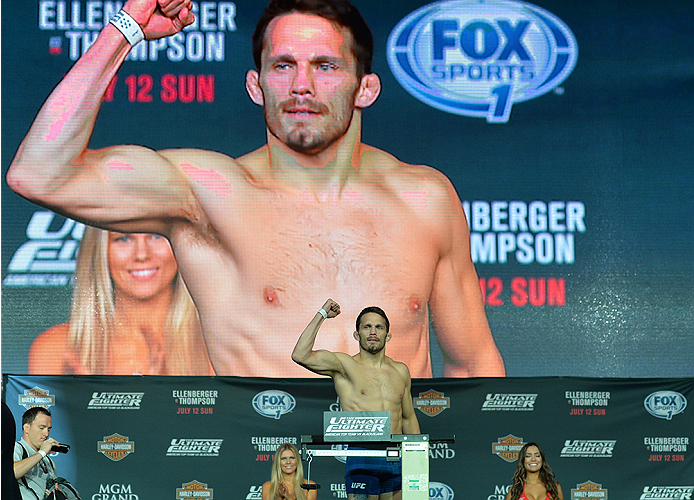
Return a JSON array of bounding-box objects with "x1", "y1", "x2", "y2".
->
[
  {"x1": 169, "y1": 188, "x2": 439, "y2": 377},
  {"x1": 186, "y1": 192, "x2": 439, "y2": 307},
  {"x1": 340, "y1": 364, "x2": 406, "y2": 409},
  {"x1": 235, "y1": 195, "x2": 435, "y2": 279}
]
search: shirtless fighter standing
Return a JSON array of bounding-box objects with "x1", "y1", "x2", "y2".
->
[
  {"x1": 292, "y1": 298, "x2": 420, "y2": 500},
  {"x1": 7, "y1": 0, "x2": 505, "y2": 377}
]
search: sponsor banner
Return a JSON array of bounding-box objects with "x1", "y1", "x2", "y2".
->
[
  {"x1": 251, "y1": 435, "x2": 298, "y2": 461},
  {"x1": 98, "y1": 433, "x2": 135, "y2": 462},
  {"x1": 3, "y1": 212, "x2": 83, "y2": 287},
  {"x1": 331, "y1": 483, "x2": 347, "y2": 499},
  {"x1": 644, "y1": 391, "x2": 687, "y2": 420},
  {"x1": 19, "y1": 387, "x2": 56, "y2": 409},
  {"x1": 645, "y1": 437, "x2": 689, "y2": 463},
  {"x1": 560, "y1": 440, "x2": 616, "y2": 458},
  {"x1": 567, "y1": 390, "x2": 610, "y2": 416},
  {"x1": 176, "y1": 480, "x2": 213, "y2": 499},
  {"x1": 3, "y1": 375, "x2": 692, "y2": 499},
  {"x1": 88, "y1": 392, "x2": 144, "y2": 410},
  {"x1": 565, "y1": 391, "x2": 610, "y2": 407},
  {"x1": 387, "y1": 0, "x2": 578, "y2": 122},
  {"x1": 492, "y1": 435, "x2": 525, "y2": 462},
  {"x1": 639, "y1": 487, "x2": 694, "y2": 500},
  {"x1": 429, "y1": 481, "x2": 455, "y2": 500},
  {"x1": 464, "y1": 200, "x2": 586, "y2": 265},
  {"x1": 173, "y1": 389, "x2": 218, "y2": 415},
  {"x1": 414, "y1": 389, "x2": 450, "y2": 417},
  {"x1": 252, "y1": 390, "x2": 296, "y2": 420},
  {"x1": 38, "y1": 1, "x2": 238, "y2": 64},
  {"x1": 571, "y1": 481, "x2": 608, "y2": 499},
  {"x1": 429, "y1": 442, "x2": 455, "y2": 460},
  {"x1": 166, "y1": 439, "x2": 223, "y2": 457},
  {"x1": 323, "y1": 411, "x2": 390, "y2": 441},
  {"x1": 488, "y1": 485, "x2": 511, "y2": 500},
  {"x1": 91, "y1": 484, "x2": 140, "y2": 500},
  {"x1": 482, "y1": 393, "x2": 536, "y2": 411},
  {"x1": 245, "y1": 486, "x2": 262, "y2": 500}
]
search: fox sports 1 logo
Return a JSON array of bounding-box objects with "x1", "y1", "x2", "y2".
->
[
  {"x1": 252, "y1": 390, "x2": 296, "y2": 419},
  {"x1": 387, "y1": 0, "x2": 578, "y2": 122}
]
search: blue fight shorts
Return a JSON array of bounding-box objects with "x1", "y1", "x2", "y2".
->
[{"x1": 345, "y1": 451, "x2": 402, "y2": 495}]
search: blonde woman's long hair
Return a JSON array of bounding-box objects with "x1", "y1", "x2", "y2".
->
[
  {"x1": 269, "y1": 443, "x2": 307, "y2": 500},
  {"x1": 66, "y1": 226, "x2": 210, "y2": 375}
]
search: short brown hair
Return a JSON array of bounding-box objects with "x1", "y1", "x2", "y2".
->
[
  {"x1": 22, "y1": 407, "x2": 51, "y2": 427},
  {"x1": 356, "y1": 306, "x2": 389, "y2": 332},
  {"x1": 252, "y1": 0, "x2": 374, "y2": 77}
]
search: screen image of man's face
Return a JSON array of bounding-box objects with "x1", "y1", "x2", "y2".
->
[{"x1": 258, "y1": 13, "x2": 361, "y2": 154}]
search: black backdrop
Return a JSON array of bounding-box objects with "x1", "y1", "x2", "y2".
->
[
  {"x1": 3, "y1": 0, "x2": 694, "y2": 377},
  {"x1": 4, "y1": 374, "x2": 693, "y2": 499}
]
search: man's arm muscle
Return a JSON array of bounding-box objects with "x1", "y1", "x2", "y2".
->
[
  {"x1": 292, "y1": 300, "x2": 345, "y2": 377},
  {"x1": 428, "y1": 174, "x2": 505, "y2": 377},
  {"x1": 7, "y1": 1, "x2": 199, "y2": 235}
]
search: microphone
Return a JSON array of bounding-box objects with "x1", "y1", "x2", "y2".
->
[{"x1": 51, "y1": 444, "x2": 70, "y2": 454}]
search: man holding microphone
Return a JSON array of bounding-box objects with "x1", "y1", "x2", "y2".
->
[{"x1": 13, "y1": 408, "x2": 63, "y2": 500}]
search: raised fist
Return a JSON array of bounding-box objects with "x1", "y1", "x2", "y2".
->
[
  {"x1": 122, "y1": 0, "x2": 195, "y2": 40},
  {"x1": 321, "y1": 299, "x2": 341, "y2": 319}
]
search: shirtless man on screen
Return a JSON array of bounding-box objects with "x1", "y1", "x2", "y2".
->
[{"x1": 7, "y1": 0, "x2": 505, "y2": 377}]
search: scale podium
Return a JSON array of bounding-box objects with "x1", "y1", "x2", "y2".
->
[{"x1": 299, "y1": 411, "x2": 443, "y2": 499}]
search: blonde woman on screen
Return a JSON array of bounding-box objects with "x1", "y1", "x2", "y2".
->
[
  {"x1": 28, "y1": 227, "x2": 213, "y2": 375},
  {"x1": 262, "y1": 443, "x2": 316, "y2": 500}
]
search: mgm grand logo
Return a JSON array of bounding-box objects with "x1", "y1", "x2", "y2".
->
[
  {"x1": 492, "y1": 435, "x2": 526, "y2": 463},
  {"x1": 98, "y1": 433, "x2": 135, "y2": 462}
]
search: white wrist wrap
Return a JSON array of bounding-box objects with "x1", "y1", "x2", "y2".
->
[
  {"x1": 318, "y1": 308, "x2": 328, "y2": 319},
  {"x1": 38, "y1": 450, "x2": 47, "y2": 459},
  {"x1": 109, "y1": 10, "x2": 144, "y2": 46}
]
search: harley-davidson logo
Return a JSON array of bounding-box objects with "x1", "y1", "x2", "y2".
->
[
  {"x1": 571, "y1": 481, "x2": 607, "y2": 500},
  {"x1": 98, "y1": 433, "x2": 135, "y2": 461},
  {"x1": 492, "y1": 435, "x2": 525, "y2": 462},
  {"x1": 413, "y1": 390, "x2": 450, "y2": 417},
  {"x1": 19, "y1": 387, "x2": 55, "y2": 410},
  {"x1": 177, "y1": 480, "x2": 213, "y2": 499}
]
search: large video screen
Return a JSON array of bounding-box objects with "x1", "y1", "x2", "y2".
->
[{"x1": 2, "y1": 0, "x2": 692, "y2": 377}]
